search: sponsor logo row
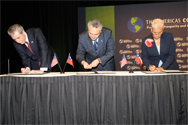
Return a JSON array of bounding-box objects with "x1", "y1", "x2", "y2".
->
[
  {"x1": 177, "y1": 53, "x2": 188, "y2": 58},
  {"x1": 119, "y1": 53, "x2": 188, "y2": 59},
  {"x1": 119, "y1": 37, "x2": 188, "y2": 44},
  {"x1": 119, "y1": 62, "x2": 188, "y2": 70},
  {"x1": 179, "y1": 64, "x2": 188, "y2": 69},
  {"x1": 119, "y1": 61, "x2": 188, "y2": 70},
  {"x1": 176, "y1": 42, "x2": 188, "y2": 47},
  {"x1": 176, "y1": 59, "x2": 188, "y2": 64},
  {"x1": 119, "y1": 49, "x2": 141, "y2": 54},
  {"x1": 119, "y1": 49, "x2": 188, "y2": 54},
  {"x1": 119, "y1": 39, "x2": 142, "y2": 44},
  {"x1": 121, "y1": 65, "x2": 143, "y2": 71},
  {"x1": 119, "y1": 42, "x2": 188, "y2": 48}
]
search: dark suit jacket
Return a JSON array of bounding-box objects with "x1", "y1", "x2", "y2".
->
[
  {"x1": 76, "y1": 28, "x2": 115, "y2": 71},
  {"x1": 142, "y1": 32, "x2": 179, "y2": 70},
  {"x1": 13, "y1": 28, "x2": 54, "y2": 71}
]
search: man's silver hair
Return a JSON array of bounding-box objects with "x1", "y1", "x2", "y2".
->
[
  {"x1": 7, "y1": 24, "x2": 24, "y2": 36},
  {"x1": 87, "y1": 18, "x2": 103, "y2": 30}
]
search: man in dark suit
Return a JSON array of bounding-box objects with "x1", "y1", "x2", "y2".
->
[
  {"x1": 142, "y1": 18, "x2": 179, "y2": 71},
  {"x1": 7, "y1": 24, "x2": 56, "y2": 73},
  {"x1": 76, "y1": 19, "x2": 115, "y2": 71}
]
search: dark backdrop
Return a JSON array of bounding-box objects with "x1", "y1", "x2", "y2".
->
[{"x1": 0, "y1": 0, "x2": 186, "y2": 74}]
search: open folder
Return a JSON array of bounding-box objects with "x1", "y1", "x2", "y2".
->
[
  {"x1": 142, "y1": 70, "x2": 187, "y2": 74},
  {"x1": 76, "y1": 71, "x2": 116, "y2": 74},
  {"x1": 162, "y1": 70, "x2": 187, "y2": 73}
]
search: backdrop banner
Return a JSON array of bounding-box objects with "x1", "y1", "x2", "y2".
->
[
  {"x1": 115, "y1": 1, "x2": 187, "y2": 71},
  {"x1": 78, "y1": 1, "x2": 188, "y2": 71}
]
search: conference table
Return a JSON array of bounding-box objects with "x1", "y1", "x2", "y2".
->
[{"x1": 0, "y1": 71, "x2": 187, "y2": 124}]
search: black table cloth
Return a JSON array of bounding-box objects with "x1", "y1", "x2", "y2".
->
[{"x1": 0, "y1": 72, "x2": 187, "y2": 124}]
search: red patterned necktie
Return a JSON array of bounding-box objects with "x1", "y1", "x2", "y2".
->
[
  {"x1": 25, "y1": 41, "x2": 35, "y2": 55},
  {"x1": 25, "y1": 41, "x2": 41, "y2": 66}
]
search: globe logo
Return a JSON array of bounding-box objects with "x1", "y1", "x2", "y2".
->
[
  {"x1": 126, "y1": 44, "x2": 131, "y2": 49},
  {"x1": 119, "y1": 39, "x2": 123, "y2": 44},
  {"x1": 177, "y1": 42, "x2": 181, "y2": 47},
  {"x1": 127, "y1": 66, "x2": 131, "y2": 70},
  {"x1": 135, "y1": 49, "x2": 141, "y2": 54},
  {"x1": 127, "y1": 55, "x2": 131, "y2": 59},
  {"x1": 127, "y1": 17, "x2": 143, "y2": 33},
  {"x1": 177, "y1": 53, "x2": 181, "y2": 58},
  {"x1": 135, "y1": 38, "x2": 141, "y2": 43}
]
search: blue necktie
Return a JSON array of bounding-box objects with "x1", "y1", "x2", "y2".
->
[{"x1": 94, "y1": 39, "x2": 98, "y2": 52}]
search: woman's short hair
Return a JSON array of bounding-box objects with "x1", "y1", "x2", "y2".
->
[
  {"x1": 151, "y1": 18, "x2": 164, "y2": 29},
  {"x1": 87, "y1": 18, "x2": 103, "y2": 30},
  {"x1": 7, "y1": 24, "x2": 24, "y2": 36}
]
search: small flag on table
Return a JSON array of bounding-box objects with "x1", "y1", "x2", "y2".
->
[
  {"x1": 135, "y1": 53, "x2": 143, "y2": 66},
  {"x1": 121, "y1": 54, "x2": 127, "y2": 68},
  {"x1": 51, "y1": 53, "x2": 58, "y2": 67},
  {"x1": 66, "y1": 54, "x2": 74, "y2": 68}
]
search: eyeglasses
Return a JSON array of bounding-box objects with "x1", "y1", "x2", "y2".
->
[
  {"x1": 152, "y1": 32, "x2": 163, "y2": 35},
  {"x1": 89, "y1": 32, "x2": 100, "y2": 37}
]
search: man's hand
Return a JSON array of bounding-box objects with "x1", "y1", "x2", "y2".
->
[
  {"x1": 21, "y1": 67, "x2": 44, "y2": 74},
  {"x1": 90, "y1": 58, "x2": 100, "y2": 68},
  {"x1": 155, "y1": 67, "x2": 164, "y2": 72},
  {"x1": 21, "y1": 67, "x2": 30, "y2": 74},
  {"x1": 82, "y1": 61, "x2": 92, "y2": 69},
  {"x1": 149, "y1": 65, "x2": 157, "y2": 72},
  {"x1": 29, "y1": 70, "x2": 44, "y2": 73}
]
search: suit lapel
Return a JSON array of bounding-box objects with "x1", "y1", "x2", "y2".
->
[
  {"x1": 159, "y1": 33, "x2": 165, "y2": 55},
  {"x1": 151, "y1": 36, "x2": 160, "y2": 56},
  {"x1": 25, "y1": 31, "x2": 38, "y2": 61},
  {"x1": 26, "y1": 31, "x2": 36, "y2": 55},
  {"x1": 22, "y1": 44, "x2": 30, "y2": 53}
]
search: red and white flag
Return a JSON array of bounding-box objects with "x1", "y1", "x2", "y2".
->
[
  {"x1": 121, "y1": 54, "x2": 127, "y2": 68},
  {"x1": 135, "y1": 53, "x2": 143, "y2": 66},
  {"x1": 66, "y1": 54, "x2": 74, "y2": 68}
]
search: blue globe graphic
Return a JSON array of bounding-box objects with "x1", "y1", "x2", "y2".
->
[{"x1": 127, "y1": 17, "x2": 143, "y2": 33}]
